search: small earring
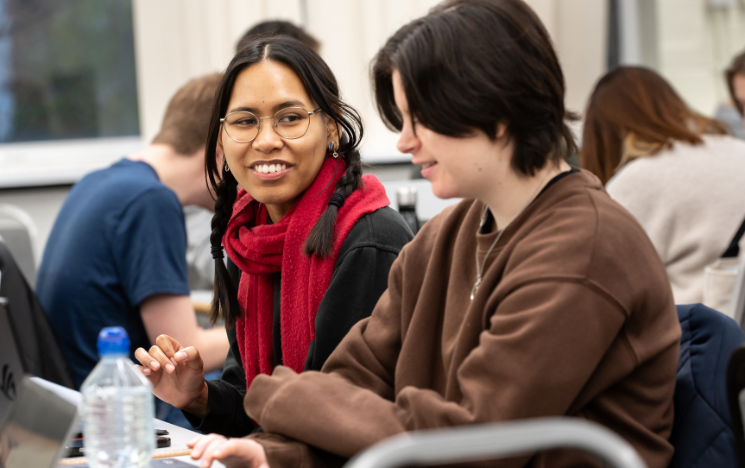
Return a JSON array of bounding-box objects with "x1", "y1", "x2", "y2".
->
[
  {"x1": 329, "y1": 142, "x2": 339, "y2": 159},
  {"x1": 223, "y1": 159, "x2": 230, "y2": 172}
]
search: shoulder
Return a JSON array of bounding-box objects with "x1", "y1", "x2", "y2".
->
[
  {"x1": 337, "y1": 207, "x2": 414, "y2": 265},
  {"x1": 513, "y1": 171, "x2": 669, "y2": 309},
  {"x1": 76, "y1": 159, "x2": 180, "y2": 211}
]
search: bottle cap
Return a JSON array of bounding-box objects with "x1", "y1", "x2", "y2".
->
[
  {"x1": 97, "y1": 327, "x2": 131, "y2": 356},
  {"x1": 396, "y1": 187, "x2": 417, "y2": 207}
]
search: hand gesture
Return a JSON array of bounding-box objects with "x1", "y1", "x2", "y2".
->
[
  {"x1": 134, "y1": 334, "x2": 208, "y2": 416},
  {"x1": 188, "y1": 434, "x2": 269, "y2": 468}
]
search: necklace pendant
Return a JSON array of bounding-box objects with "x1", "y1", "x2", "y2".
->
[{"x1": 470, "y1": 278, "x2": 482, "y2": 301}]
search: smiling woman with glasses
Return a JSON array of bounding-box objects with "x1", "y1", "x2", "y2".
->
[{"x1": 134, "y1": 36, "x2": 413, "y2": 440}]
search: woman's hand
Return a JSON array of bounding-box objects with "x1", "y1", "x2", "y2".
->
[
  {"x1": 188, "y1": 434, "x2": 269, "y2": 468},
  {"x1": 134, "y1": 334, "x2": 209, "y2": 417}
]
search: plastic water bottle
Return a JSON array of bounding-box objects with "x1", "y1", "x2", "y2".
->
[{"x1": 81, "y1": 327, "x2": 155, "y2": 468}]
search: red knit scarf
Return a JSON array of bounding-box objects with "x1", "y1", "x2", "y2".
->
[{"x1": 222, "y1": 157, "x2": 390, "y2": 389}]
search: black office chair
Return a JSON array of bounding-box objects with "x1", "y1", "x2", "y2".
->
[{"x1": 0, "y1": 239, "x2": 74, "y2": 389}]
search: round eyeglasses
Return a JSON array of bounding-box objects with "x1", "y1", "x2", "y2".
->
[{"x1": 220, "y1": 107, "x2": 322, "y2": 143}]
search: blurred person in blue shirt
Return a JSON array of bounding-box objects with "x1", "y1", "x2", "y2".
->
[{"x1": 36, "y1": 73, "x2": 229, "y2": 427}]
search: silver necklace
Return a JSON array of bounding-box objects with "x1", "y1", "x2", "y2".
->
[{"x1": 470, "y1": 170, "x2": 556, "y2": 300}]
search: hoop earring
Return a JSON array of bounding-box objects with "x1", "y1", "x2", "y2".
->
[
  {"x1": 223, "y1": 159, "x2": 230, "y2": 172},
  {"x1": 329, "y1": 141, "x2": 339, "y2": 159}
]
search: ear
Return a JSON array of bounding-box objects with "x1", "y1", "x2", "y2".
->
[
  {"x1": 216, "y1": 130, "x2": 226, "y2": 162},
  {"x1": 495, "y1": 121, "x2": 509, "y2": 140},
  {"x1": 325, "y1": 116, "x2": 340, "y2": 149}
]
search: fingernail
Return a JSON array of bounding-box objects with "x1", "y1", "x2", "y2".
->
[
  {"x1": 142, "y1": 368, "x2": 151, "y2": 375},
  {"x1": 175, "y1": 351, "x2": 187, "y2": 360},
  {"x1": 151, "y1": 361, "x2": 160, "y2": 369},
  {"x1": 165, "y1": 364, "x2": 175, "y2": 373}
]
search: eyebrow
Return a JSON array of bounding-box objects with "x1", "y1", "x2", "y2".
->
[{"x1": 228, "y1": 100, "x2": 308, "y2": 114}]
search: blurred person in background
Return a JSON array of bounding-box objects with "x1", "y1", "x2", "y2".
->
[
  {"x1": 36, "y1": 73, "x2": 230, "y2": 427},
  {"x1": 581, "y1": 66, "x2": 745, "y2": 304},
  {"x1": 722, "y1": 49, "x2": 745, "y2": 139},
  {"x1": 136, "y1": 36, "x2": 412, "y2": 438},
  {"x1": 180, "y1": 1, "x2": 679, "y2": 467},
  {"x1": 185, "y1": 20, "x2": 320, "y2": 290}
]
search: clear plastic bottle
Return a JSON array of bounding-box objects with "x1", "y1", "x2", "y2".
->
[{"x1": 81, "y1": 327, "x2": 155, "y2": 468}]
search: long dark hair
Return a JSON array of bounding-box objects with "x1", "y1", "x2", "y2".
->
[
  {"x1": 205, "y1": 36, "x2": 364, "y2": 327},
  {"x1": 581, "y1": 67, "x2": 727, "y2": 184},
  {"x1": 372, "y1": 0, "x2": 577, "y2": 177}
]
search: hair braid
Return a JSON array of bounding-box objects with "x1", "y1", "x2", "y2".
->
[
  {"x1": 209, "y1": 171, "x2": 241, "y2": 327},
  {"x1": 304, "y1": 149, "x2": 363, "y2": 257}
]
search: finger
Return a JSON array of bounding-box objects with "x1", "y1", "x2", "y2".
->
[
  {"x1": 215, "y1": 439, "x2": 266, "y2": 468},
  {"x1": 190, "y1": 434, "x2": 225, "y2": 460},
  {"x1": 199, "y1": 438, "x2": 229, "y2": 468},
  {"x1": 211, "y1": 438, "x2": 242, "y2": 459},
  {"x1": 134, "y1": 347, "x2": 160, "y2": 369},
  {"x1": 147, "y1": 345, "x2": 173, "y2": 372},
  {"x1": 174, "y1": 346, "x2": 204, "y2": 372},
  {"x1": 155, "y1": 334, "x2": 182, "y2": 357},
  {"x1": 134, "y1": 364, "x2": 151, "y2": 376}
]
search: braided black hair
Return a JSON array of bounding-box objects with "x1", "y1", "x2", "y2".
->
[{"x1": 204, "y1": 36, "x2": 364, "y2": 327}]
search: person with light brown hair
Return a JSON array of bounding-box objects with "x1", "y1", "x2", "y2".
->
[
  {"x1": 581, "y1": 66, "x2": 745, "y2": 304},
  {"x1": 37, "y1": 73, "x2": 230, "y2": 426}
]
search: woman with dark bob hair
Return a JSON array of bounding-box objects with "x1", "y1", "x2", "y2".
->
[
  {"x1": 581, "y1": 66, "x2": 745, "y2": 305},
  {"x1": 134, "y1": 36, "x2": 412, "y2": 436},
  {"x1": 185, "y1": 1, "x2": 679, "y2": 467}
]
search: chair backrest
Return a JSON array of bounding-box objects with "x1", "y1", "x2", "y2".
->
[
  {"x1": 0, "y1": 239, "x2": 74, "y2": 389},
  {"x1": 344, "y1": 418, "x2": 647, "y2": 468},
  {"x1": 0, "y1": 204, "x2": 39, "y2": 288},
  {"x1": 670, "y1": 303, "x2": 745, "y2": 468}
]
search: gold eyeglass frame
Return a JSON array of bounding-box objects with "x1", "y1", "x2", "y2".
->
[{"x1": 220, "y1": 107, "x2": 322, "y2": 143}]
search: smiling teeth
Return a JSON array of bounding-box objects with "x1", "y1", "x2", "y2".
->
[{"x1": 256, "y1": 164, "x2": 287, "y2": 174}]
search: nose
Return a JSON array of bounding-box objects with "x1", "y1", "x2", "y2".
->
[
  {"x1": 252, "y1": 117, "x2": 284, "y2": 153},
  {"x1": 396, "y1": 118, "x2": 420, "y2": 155}
]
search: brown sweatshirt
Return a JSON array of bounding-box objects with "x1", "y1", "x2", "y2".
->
[{"x1": 244, "y1": 170, "x2": 681, "y2": 468}]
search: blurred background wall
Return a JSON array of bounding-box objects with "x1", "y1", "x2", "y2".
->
[{"x1": 0, "y1": 0, "x2": 744, "y2": 262}]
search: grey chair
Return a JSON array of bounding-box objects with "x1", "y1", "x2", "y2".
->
[
  {"x1": 344, "y1": 418, "x2": 647, "y2": 468},
  {"x1": 0, "y1": 204, "x2": 38, "y2": 288}
]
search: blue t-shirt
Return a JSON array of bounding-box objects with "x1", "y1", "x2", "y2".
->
[{"x1": 37, "y1": 159, "x2": 190, "y2": 388}]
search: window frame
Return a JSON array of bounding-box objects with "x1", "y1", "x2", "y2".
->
[{"x1": 0, "y1": 137, "x2": 143, "y2": 188}]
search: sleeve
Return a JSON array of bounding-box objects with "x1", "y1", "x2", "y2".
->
[
  {"x1": 112, "y1": 187, "x2": 190, "y2": 306},
  {"x1": 304, "y1": 245, "x2": 402, "y2": 371},
  {"x1": 244, "y1": 255, "x2": 629, "y2": 467},
  {"x1": 183, "y1": 325, "x2": 256, "y2": 437}
]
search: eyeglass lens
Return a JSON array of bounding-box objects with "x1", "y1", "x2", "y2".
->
[{"x1": 224, "y1": 107, "x2": 312, "y2": 142}]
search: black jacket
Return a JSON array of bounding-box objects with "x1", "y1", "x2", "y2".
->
[{"x1": 184, "y1": 206, "x2": 412, "y2": 435}]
